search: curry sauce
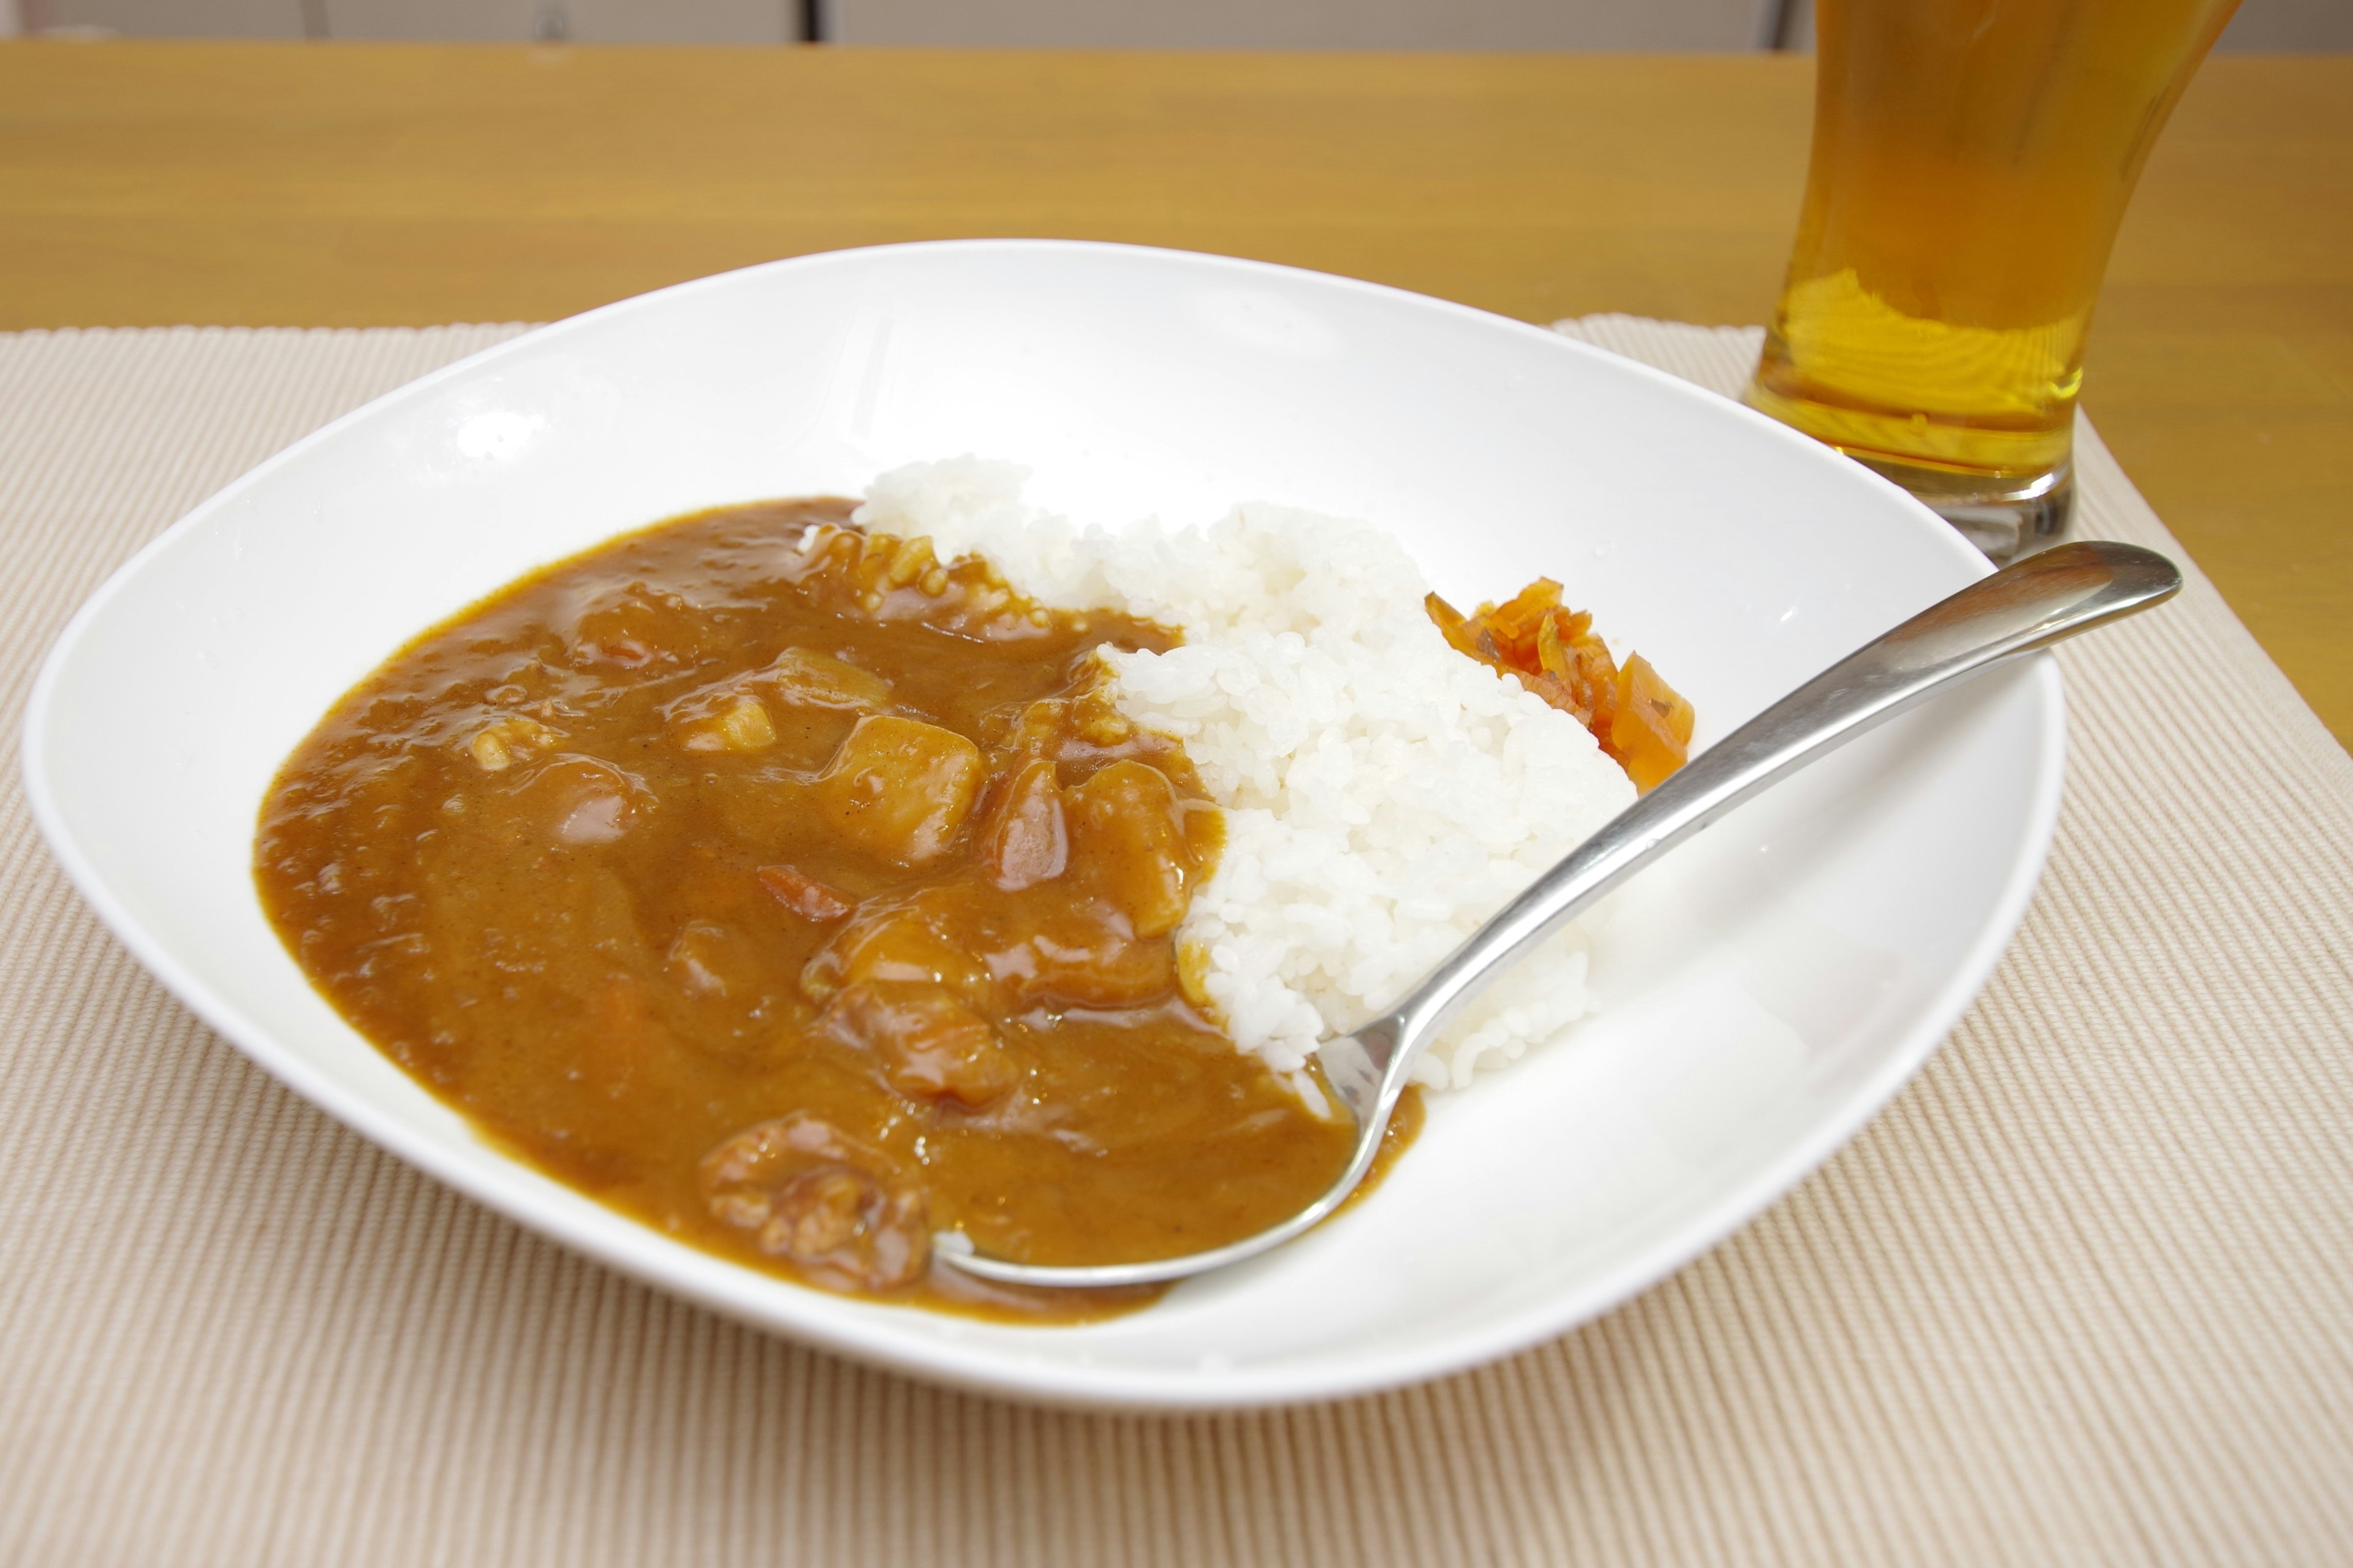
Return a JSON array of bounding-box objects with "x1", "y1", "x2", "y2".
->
[{"x1": 255, "y1": 499, "x2": 1400, "y2": 1321}]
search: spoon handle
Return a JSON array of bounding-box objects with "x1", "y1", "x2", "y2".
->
[
  {"x1": 1351, "y1": 539, "x2": 2182, "y2": 1105},
  {"x1": 935, "y1": 540, "x2": 2181, "y2": 1290}
]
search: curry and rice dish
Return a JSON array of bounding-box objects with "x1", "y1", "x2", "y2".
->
[{"x1": 256, "y1": 466, "x2": 1689, "y2": 1322}]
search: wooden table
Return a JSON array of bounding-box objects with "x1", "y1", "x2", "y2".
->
[{"x1": 3, "y1": 40, "x2": 2346, "y2": 743}]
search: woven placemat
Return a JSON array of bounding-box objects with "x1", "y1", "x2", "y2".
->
[{"x1": 2, "y1": 319, "x2": 2348, "y2": 1567}]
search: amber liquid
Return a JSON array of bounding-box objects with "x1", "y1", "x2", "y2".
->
[{"x1": 1748, "y1": 0, "x2": 2237, "y2": 496}]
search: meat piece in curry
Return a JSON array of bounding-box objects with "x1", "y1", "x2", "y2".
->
[{"x1": 255, "y1": 499, "x2": 1411, "y2": 1322}]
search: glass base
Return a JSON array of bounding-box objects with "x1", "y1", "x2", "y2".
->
[{"x1": 1852, "y1": 453, "x2": 2075, "y2": 566}]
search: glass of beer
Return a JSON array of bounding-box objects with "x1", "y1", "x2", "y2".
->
[{"x1": 1745, "y1": 0, "x2": 2240, "y2": 561}]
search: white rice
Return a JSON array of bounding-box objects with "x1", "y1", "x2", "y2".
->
[{"x1": 854, "y1": 458, "x2": 1635, "y2": 1097}]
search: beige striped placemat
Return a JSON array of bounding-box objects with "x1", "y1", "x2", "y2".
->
[{"x1": 2, "y1": 318, "x2": 2349, "y2": 1567}]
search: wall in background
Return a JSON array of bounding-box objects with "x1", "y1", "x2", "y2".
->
[
  {"x1": 2216, "y1": 0, "x2": 2353, "y2": 48},
  {"x1": 20, "y1": 0, "x2": 798, "y2": 40},
  {"x1": 828, "y1": 0, "x2": 1779, "y2": 50},
  {"x1": 31, "y1": 0, "x2": 306, "y2": 34},
  {"x1": 322, "y1": 0, "x2": 792, "y2": 42},
  {"x1": 10, "y1": 0, "x2": 2348, "y2": 48}
]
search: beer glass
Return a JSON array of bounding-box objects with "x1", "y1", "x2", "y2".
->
[{"x1": 1745, "y1": 0, "x2": 2240, "y2": 561}]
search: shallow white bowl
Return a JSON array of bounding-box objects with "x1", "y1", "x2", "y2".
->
[{"x1": 23, "y1": 241, "x2": 2058, "y2": 1410}]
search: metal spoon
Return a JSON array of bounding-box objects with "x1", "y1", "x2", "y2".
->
[{"x1": 934, "y1": 539, "x2": 2182, "y2": 1290}]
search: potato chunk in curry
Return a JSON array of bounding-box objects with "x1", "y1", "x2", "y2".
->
[
  {"x1": 1070, "y1": 760, "x2": 1196, "y2": 939},
  {"x1": 812, "y1": 713, "x2": 986, "y2": 868}
]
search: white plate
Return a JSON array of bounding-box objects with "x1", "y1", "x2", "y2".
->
[{"x1": 23, "y1": 241, "x2": 2060, "y2": 1410}]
